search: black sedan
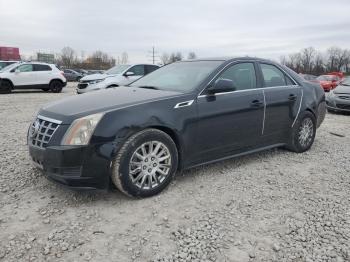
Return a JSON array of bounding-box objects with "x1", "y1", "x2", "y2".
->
[
  {"x1": 28, "y1": 57, "x2": 326, "y2": 198},
  {"x1": 326, "y1": 77, "x2": 350, "y2": 113}
]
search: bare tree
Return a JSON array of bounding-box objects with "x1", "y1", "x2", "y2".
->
[
  {"x1": 60, "y1": 47, "x2": 76, "y2": 68},
  {"x1": 187, "y1": 52, "x2": 197, "y2": 60},
  {"x1": 327, "y1": 47, "x2": 341, "y2": 71},
  {"x1": 300, "y1": 47, "x2": 316, "y2": 74},
  {"x1": 86, "y1": 50, "x2": 115, "y2": 69},
  {"x1": 169, "y1": 52, "x2": 183, "y2": 63},
  {"x1": 121, "y1": 52, "x2": 128, "y2": 64},
  {"x1": 160, "y1": 53, "x2": 170, "y2": 65}
]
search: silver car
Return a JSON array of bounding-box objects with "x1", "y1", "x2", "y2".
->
[{"x1": 76, "y1": 64, "x2": 159, "y2": 94}]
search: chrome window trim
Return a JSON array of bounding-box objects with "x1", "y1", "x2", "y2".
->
[
  {"x1": 197, "y1": 85, "x2": 301, "y2": 98},
  {"x1": 37, "y1": 115, "x2": 62, "y2": 125}
]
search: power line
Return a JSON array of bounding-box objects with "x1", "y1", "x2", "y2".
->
[{"x1": 147, "y1": 46, "x2": 159, "y2": 64}]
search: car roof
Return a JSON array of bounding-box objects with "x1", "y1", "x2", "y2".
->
[{"x1": 181, "y1": 56, "x2": 277, "y2": 64}]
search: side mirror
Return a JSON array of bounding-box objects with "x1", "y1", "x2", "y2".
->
[
  {"x1": 124, "y1": 71, "x2": 135, "y2": 77},
  {"x1": 208, "y1": 79, "x2": 236, "y2": 94},
  {"x1": 14, "y1": 69, "x2": 20, "y2": 74}
]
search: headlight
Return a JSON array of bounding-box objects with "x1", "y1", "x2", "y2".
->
[
  {"x1": 61, "y1": 113, "x2": 104, "y2": 145},
  {"x1": 89, "y1": 79, "x2": 105, "y2": 84}
]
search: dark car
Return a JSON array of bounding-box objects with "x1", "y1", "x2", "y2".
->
[
  {"x1": 326, "y1": 77, "x2": 350, "y2": 113},
  {"x1": 63, "y1": 69, "x2": 83, "y2": 81},
  {"x1": 28, "y1": 57, "x2": 326, "y2": 198},
  {"x1": 73, "y1": 68, "x2": 88, "y2": 76}
]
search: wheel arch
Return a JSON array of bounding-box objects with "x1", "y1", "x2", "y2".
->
[
  {"x1": 49, "y1": 78, "x2": 64, "y2": 85},
  {"x1": 148, "y1": 125, "x2": 184, "y2": 170},
  {"x1": 1, "y1": 78, "x2": 14, "y2": 89}
]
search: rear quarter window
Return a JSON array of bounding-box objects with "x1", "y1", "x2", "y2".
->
[{"x1": 34, "y1": 64, "x2": 52, "y2": 71}]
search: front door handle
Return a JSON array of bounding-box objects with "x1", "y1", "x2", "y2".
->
[
  {"x1": 250, "y1": 100, "x2": 263, "y2": 107},
  {"x1": 288, "y1": 94, "x2": 297, "y2": 101}
]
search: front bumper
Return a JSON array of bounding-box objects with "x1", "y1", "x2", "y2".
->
[
  {"x1": 76, "y1": 82, "x2": 104, "y2": 94},
  {"x1": 326, "y1": 95, "x2": 350, "y2": 112},
  {"x1": 28, "y1": 144, "x2": 112, "y2": 190}
]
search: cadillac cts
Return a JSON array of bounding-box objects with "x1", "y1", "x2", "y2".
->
[{"x1": 28, "y1": 58, "x2": 326, "y2": 197}]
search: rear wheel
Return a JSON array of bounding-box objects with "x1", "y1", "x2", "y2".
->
[
  {"x1": 50, "y1": 80, "x2": 63, "y2": 93},
  {"x1": 0, "y1": 80, "x2": 12, "y2": 94},
  {"x1": 287, "y1": 111, "x2": 316, "y2": 153},
  {"x1": 111, "y1": 129, "x2": 178, "y2": 198}
]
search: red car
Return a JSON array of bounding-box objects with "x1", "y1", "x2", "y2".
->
[
  {"x1": 327, "y1": 71, "x2": 344, "y2": 80},
  {"x1": 311, "y1": 75, "x2": 340, "y2": 92}
]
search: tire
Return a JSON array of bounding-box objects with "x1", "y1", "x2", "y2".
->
[
  {"x1": 287, "y1": 111, "x2": 316, "y2": 153},
  {"x1": 0, "y1": 80, "x2": 12, "y2": 94},
  {"x1": 111, "y1": 129, "x2": 178, "y2": 198},
  {"x1": 42, "y1": 88, "x2": 50, "y2": 92},
  {"x1": 50, "y1": 80, "x2": 63, "y2": 93}
]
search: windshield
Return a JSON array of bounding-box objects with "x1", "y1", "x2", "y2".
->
[
  {"x1": 105, "y1": 65, "x2": 130, "y2": 75},
  {"x1": 0, "y1": 62, "x2": 20, "y2": 72},
  {"x1": 130, "y1": 61, "x2": 223, "y2": 92},
  {"x1": 341, "y1": 78, "x2": 350, "y2": 86}
]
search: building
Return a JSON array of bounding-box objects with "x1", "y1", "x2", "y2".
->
[{"x1": 0, "y1": 47, "x2": 20, "y2": 60}]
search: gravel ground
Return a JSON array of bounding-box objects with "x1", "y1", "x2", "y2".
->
[{"x1": 0, "y1": 83, "x2": 349, "y2": 262}]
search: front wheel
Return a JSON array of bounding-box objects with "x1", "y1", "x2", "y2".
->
[
  {"x1": 50, "y1": 80, "x2": 63, "y2": 93},
  {"x1": 287, "y1": 111, "x2": 316, "y2": 153},
  {"x1": 111, "y1": 129, "x2": 178, "y2": 198},
  {"x1": 0, "y1": 80, "x2": 12, "y2": 94}
]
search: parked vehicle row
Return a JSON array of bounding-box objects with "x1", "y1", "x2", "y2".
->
[
  {"x1": 28, "y1": 57, "x2": 326, "y2": 197},
  {"x1": 0, "y1": 62, "x2": 67, "y2": 93},
  {"x1": 299, "y1": 72, "x2": 343, "y2": 92},
  {"x1": 326, "y1": 77, "x2": 350, "y2": 113},
  {"x1": 76, "y1": 64, "x2": 159, "y2": 94}
]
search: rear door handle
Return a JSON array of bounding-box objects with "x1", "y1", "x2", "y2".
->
[
  {"x1": 250, "y1": 100, "x2": 263, "y2": 107},
  {"x1": 288, "y1": 94, "x2": 297, "y2": 101}
]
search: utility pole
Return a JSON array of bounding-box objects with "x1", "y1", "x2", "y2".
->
[{"x1": 147, "y1": 46, "x2": 159, "y2": 64}]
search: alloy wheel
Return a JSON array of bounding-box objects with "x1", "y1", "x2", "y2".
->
[
  {"x1": 298, "y1": 118, "x2": 314, "y2": 148},
  {"x1": 129, "y1": 141, "x2": 172, "y2": 190}
]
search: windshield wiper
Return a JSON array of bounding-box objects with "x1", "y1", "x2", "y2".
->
[
  {"x1": 341, "y1": 83, "x2": 350, "y2": 86},
  {"x1": 136, "y1": 86, "x2": 159, "y2": 90}
]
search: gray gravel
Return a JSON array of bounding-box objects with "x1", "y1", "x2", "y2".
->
[{"x1": 0, "y1": 84, "x2": 349, "y2": 262}]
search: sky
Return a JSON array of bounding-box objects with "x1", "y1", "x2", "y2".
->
[{"x1": 1, "y1": 0, "x2": 349, "y2": 63}]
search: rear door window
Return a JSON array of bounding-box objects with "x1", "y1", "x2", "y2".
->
[{"x1": 260, "y1": 64, "x2": 287, "y2": 87}]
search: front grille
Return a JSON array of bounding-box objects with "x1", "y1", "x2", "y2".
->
[
  {"x1": 337, "y1": 95, "x2": 350, "y2": 100},
  {"x1": 78, "y1": 83, "x2": 88, "y2": 89},
  {"x1": 30, "y1": 117, "x2": 60, "y2": 148},
  {"x1": 336, "y1": 104, "x2": 350, "y2": 110}
]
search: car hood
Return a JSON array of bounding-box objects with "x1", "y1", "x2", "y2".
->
[
  {"x1": 334, "y1": 85, "x2": 350, "y2": 94},
  {"x1": 80, "y1": 73, "x2": 118, "y2": 81},
  {"x1": 39, "y1": 86, "x2": 184, "y2": 124}
]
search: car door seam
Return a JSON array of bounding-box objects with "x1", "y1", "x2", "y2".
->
[
  {"x1": 262, "y1": 90, "x2": 266, "y2": 135},
  {"x1": 291, "y1": 88, "x2": 304, "y2": 127}
]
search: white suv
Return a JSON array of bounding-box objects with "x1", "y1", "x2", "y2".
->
[
  {"x1": 76, "y1": 64, "x2": 159, "y2": 94},
  {"x1": 0, "y1": 62, "x2": 67, "y2": 94}
]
